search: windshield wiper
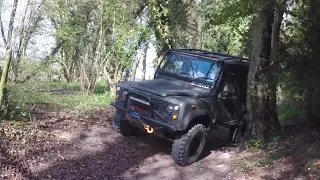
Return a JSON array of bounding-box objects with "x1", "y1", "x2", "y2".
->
[
  {"x1": 193, "y1": 77, "x2": 214, "y2": 81},
  {"x1": 179, "y1": 71, "x2": 191, "y2": 76}
]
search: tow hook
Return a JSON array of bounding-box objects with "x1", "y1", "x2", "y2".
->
[
  {"x1": 129, "y1": 112, "x2": 154, "y2": 134},
  {"x1": 144, "y1": 125, "x2": 154, "y2": 134}
]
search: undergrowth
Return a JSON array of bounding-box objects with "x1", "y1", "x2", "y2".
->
[
  {"x1": 278, "y1": 104, "x2": 305, "y2": 125},
  {"x1": 1, "y1": 82, "x2": 113, "y2": 120}
]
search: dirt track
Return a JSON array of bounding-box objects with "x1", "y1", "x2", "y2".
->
[
  {"x1": 1, "y1": 109, "x2": 319, "y2": 180},
  {"x1": 30, "y1": 115, "x2": 239, "y2": 179},
  {"x1": 34, "y1": 129, "x2": 239, "y2": 180}
]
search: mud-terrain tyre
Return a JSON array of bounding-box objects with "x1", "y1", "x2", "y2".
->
[
  {"x1": 112, "y1": 114, "x2": 139, "y2": 136},
  {"x1": 171, "y1": 124, "x2": 206, "y2": 166}
]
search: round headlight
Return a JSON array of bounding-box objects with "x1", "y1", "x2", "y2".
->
[
  {"x1": 165, "y1": 105, "x2": 174, "y2": 113},
  {"x1": 117, "y1": 87, "x2": 121, "y2": 91},
  {"x1": 122, "y1": 91, "x2": 128, "y2": 97}
]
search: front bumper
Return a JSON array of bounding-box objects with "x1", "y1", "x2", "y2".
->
[{"x1": 110, "y1": 102, "x2": 177, "y2": 133}]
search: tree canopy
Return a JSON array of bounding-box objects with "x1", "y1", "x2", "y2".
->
[{"x1": 0, "y1": 0, "x2": 320, "y2": 140}]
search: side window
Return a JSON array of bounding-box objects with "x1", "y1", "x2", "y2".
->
[
  {"x1": 223, "y1": 75, "x2": 235, "y2": 93},
  {"x1": 221, "y1": 73, "x2": 240, "y2": 96}
]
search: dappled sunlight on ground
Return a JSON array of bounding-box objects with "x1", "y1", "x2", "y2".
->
[
  {"x1": 233, "y1": 130, "x2": 320, "y2": 180},
  {"x1": 1, "y1": 108, "x2": 320, "y2": 179}
]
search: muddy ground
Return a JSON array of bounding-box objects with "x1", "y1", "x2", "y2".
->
[{"x1": 1, "y1": 108, "x2": 319, "y2": 180}]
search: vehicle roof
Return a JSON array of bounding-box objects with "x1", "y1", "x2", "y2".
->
[{"x1": 168, "y1": 49, "x2": 250, "y2": 67}]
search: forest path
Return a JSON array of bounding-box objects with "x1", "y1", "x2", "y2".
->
[{"x1": 1, "y1": 108, "x2": 319, "y2": 180}]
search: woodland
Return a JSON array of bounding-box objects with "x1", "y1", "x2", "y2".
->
[{"x1": 0, "y1": 0, "x2": 319, "y2": 179}]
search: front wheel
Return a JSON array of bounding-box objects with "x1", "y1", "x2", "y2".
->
[
  {"x1": 112, "y1": 113, "x2": 139, "y2": 136},
  {"x1": 171, "y1": 124, "x2": 206, "y2": 166}
]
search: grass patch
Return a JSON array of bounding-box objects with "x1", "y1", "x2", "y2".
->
[
  {"x1": 2, "y1": 82, "x2": 113, "y2": 120},
  {"x1": 93, "y1": 81, "x2": 109, "y2": 94},
  {"x1": 246, "y1": 137, "x2": 264, "y2": 150},
  {"x1": 36, "y1": 82, "x2": 82, "y2": 92}
]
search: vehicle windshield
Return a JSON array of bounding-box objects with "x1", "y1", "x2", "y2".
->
[{"x1": 160, "y1": 53, "x2": 220, "y2": 85}]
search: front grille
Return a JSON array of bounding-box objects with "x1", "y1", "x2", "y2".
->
[
  {"x1": 152, "y1": 98, "x2": 162, "y2": 112},
  {"x1": 127, "y1": 95, "x2": 150, "y2": 110},
  {"x1": 126, "y1": 93, "x2": 163, "y2": 119}
]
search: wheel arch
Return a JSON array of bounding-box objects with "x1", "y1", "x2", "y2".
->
[
  {"x1": 180, "y1": 109, "x2": 212, "y2": 131},
  {"x1": 187, "y1": 115, "x2": 211, "y2": 130}
]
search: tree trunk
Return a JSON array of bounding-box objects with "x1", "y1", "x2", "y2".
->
[
  {"x1": 312, "y1": 88, "x2": 320, "y2": 129},
  {"x1": 269, "y1": 5, "x2": 284, "y2": 132},
  {"x1": 44, "y1": 40, "x2": 64, "y2": 64},
  {"x1": 131, "y1": 59, "x2": 140, "y2": 81},
  {"x1": 0, "y1": 0, "x2": 18, "y2": 111},
  {"x1": 305, "y1": 87, "x2": 320, "y2": 129},
  {"x1": 107, "y1": 68, "x2": 123, "y2": 97},
  {"x1": 142, "y1": 43, "x2": 148, "y2": 81},
  {"x1": 0, "y1": 50, "x2": 12, "y2": 108},
  {"x1": 104, "y1": 61, "x2": 124, "y2": 97},
  {"x1": 303, "y1": 0, "x2": 320, "y2": 130},
  {"x1": 305, "y1": 88, "x2": 315, "y2": 127},
  {"x1": 246, "y1": 2, "x2": 283, "y2": 141},
  {"x1": 62, "y1": 67, "x2": 72, "y2": 83}
]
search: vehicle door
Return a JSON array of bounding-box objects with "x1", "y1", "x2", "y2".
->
[{"x1": 214, "y1": 73, "x2": 243, "y2": 125}]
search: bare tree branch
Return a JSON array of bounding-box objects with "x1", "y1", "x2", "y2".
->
[
  {"x1": 44, "y1": 40, "x2": 65, "y2": 63},
  {"x1": 7, "y1": 0, "x2": 19, "y2": 49},
  {"x1": 0, "y1": 0, "x2": 7, "y2": 45}
]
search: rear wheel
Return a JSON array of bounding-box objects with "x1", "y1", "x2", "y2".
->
[
  {"x1": 112, "y1": 114, "x2": 139, "y2": 136},
  {"x1": 171, "y1": 124, "x2": 206, "y2": 166}
]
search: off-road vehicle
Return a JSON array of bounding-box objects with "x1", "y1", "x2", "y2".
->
[{"x1": 111, "y1": 49, "x2": 249, "y2": 166}]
